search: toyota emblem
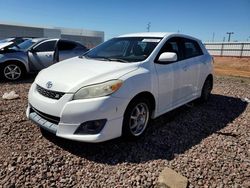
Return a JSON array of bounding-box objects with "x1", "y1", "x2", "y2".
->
[{"x1": 46, "y1": 81, "x2": 53, "y2": 89}]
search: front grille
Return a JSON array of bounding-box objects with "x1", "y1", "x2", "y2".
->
[
  {"x1": 36, "y1": 84, "x2": 65, "y2": 100},
  {"x1": 30, "y1": 106, "x2": 60, "y2": 124}
]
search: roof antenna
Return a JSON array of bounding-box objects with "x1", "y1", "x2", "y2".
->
[{"x1": 147, "y1": 22, "x2": 151, "y2": 32}]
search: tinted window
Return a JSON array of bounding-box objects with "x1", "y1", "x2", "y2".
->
[
  {"x1": 58, "y1": 40, "x2": 77, "y2": 51},
  {"x1": 75, "y1": 44, "x2": 87, "y2": 51},
  {"x1": 156, "y1": 37, "x2": 182, "y2": 62},
  {"x1": 34, "y1": 41, "x2": 56, "y2": 52},
  {"x1": 183, "y1": 39, "x2": 203, "y2": 58}
]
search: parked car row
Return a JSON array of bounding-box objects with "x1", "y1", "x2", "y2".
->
[
  {"x1": 0, "y1": 37, "x2": 88, "y2": 81},
  {"x1": 26, "y1": 32, "x2": 214, "y2": 143}
]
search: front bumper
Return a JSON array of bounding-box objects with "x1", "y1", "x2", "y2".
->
[{"x1": 27, "y1": 83, "x2": 129, "y2": 143}]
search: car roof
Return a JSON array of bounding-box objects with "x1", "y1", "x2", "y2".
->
[
  {"x1": 117, "y1": 32, "x2": 201, "y2": 42},
  {"x1": 118, "y1": 32, "x2": 174, "y2": 38},
  {"x1": 31, "y1": 38, "x2": 47, "y2": 43}
]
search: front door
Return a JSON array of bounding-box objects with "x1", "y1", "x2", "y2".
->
[
  {"x1": 28, "y1": 40, "x2": 57, "y2": 71},
  {"x1": 154, "y1": 37, "x2": 184, "y2": 114}
]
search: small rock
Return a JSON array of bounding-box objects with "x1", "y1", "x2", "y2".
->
[
  {"x1": 17, "y1": 156, "x2": 22, "y2": 163},
  {"x1": 157, "y1": 167, "x2": 188, "y2": 188}
]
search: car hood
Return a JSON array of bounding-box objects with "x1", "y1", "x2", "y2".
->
[
  {"x1": 35, "y1": 57, "x2": 139, "y2": 93},
  {"x1": 0, "y1": 42, "x2": 13, "y2": 50}
]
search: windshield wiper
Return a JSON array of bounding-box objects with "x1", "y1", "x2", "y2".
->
[
  {"x1": 105, "y1": 58, "x2": 128, "y2": 63},
  {"x1": 79, "y1": 56, "x2": 128, "y2": 63}
]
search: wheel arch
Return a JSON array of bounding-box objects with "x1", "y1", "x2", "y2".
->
[
  {"x1": 125, "y1": 91, "x2": 156, "y2": 118},
  {"x1": 1, "y1": 60, "x2": 28, "y2": 73}
]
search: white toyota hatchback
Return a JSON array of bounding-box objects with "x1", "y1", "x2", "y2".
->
[{"x1": 27, "y1": 32, "x2": 213, "y2": 143}]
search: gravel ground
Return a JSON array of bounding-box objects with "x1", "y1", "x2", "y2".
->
[{"x1": 0, "y1": 76, "x2": 249, "y2": 187}]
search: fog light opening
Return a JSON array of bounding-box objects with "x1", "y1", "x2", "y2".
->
[{"x1": 74, "y1": 119, "x2": 107, "y2": 135}]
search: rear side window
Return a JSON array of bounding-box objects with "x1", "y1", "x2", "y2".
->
[
  {"x1": 183, "y1": 39, "x2": 203, "y2": 58},
  {"x1": 34, "y1": 41, "x2": 56, "y2": 52},
  {"x1": 58, "y1": 41, "x2": 78, "y2": 51}
]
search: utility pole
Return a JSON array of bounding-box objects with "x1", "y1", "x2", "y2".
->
[
  {"x1": 212, "y1": 32, "x2": 215, "y2": 42},
  {"x1": 226, "y1": 32, "x2": 234, "y2": 42},
  {"x1": 147, "y1": 22, "x2": 151, "y2": 32}
]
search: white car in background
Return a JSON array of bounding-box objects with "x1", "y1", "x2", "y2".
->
[{"x1": 27, "y1": 32, "x2": 213, "y2": 143}]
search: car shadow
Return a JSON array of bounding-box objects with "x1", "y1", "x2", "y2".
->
[
  {"x1": 0, "y1": 74, "x2": 35, "y2": 84},
  {"x1": 42, "y1": 94, "x2": 248, "y2": 164}
]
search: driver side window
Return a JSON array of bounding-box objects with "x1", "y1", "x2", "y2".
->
[
  {"x1": 161, "y1": 38, "x2": 181, "y2": 61},
  {"x1": 34, "y1": 41, "x2": 56, "y2": 52}
]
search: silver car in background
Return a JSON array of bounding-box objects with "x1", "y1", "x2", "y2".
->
[
  {"x1": 0, "y1": 37, "x2": 29, "y2": 45},
  {"x1": 0, "y1": 38, "x2": 88, "y2": 81}
]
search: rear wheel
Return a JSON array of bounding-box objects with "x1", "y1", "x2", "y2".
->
[
  {"x1": 200, "y1": 78, "x2": 213, "y2": 102},
  {"x1": 1, "y1": 63, "x2": 24, "y2": 81},
  {"x1": 122, "y1": 98, "x2": 151, "y2": 140}
]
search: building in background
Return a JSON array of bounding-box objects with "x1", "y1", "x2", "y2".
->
[{"x1": 0, "y1": 22, "x2": 104, "y2": 48}]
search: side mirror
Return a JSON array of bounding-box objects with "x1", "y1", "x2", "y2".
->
[{"x1": 158, "y1": 52, "x2": 177, "y2": 62}]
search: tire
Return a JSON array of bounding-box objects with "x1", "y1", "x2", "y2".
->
[
  {"x1": 200, "y1": 78, "x2": 213, "y2": 102},
  {"x1": 122, "y1": 98, "x2": 151, "y2": 140},
  {"x1": 1, "y1": 63, "x2": 24, "y2": 81}
]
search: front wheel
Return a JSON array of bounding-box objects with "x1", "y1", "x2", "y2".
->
[
  {"x1": 1, "y1": 63, "x2": 24, "y2": 81},
  {"x1": 122, "y1": 98, "x2": 151, "y2": 140}
]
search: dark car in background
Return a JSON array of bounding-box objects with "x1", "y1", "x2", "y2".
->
[{"x1": 0, "y1": 38, "x2": 88, "y2": 81}]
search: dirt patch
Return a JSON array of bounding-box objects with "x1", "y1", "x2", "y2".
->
[{"x1": 213, "y1": 56, "x2": 250, "y2": 78}]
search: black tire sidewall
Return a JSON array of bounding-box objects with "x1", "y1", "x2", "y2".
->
[
  {"x1": 201, "y1": 79, "x2": 212, "y2": 102},
  {"x1": 122, "y1": 97, "x2": 151, "y2": 140}
]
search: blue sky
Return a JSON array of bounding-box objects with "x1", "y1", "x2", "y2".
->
[{"x1": 0, "y1": 0, "x2": 249, "y2": 41}]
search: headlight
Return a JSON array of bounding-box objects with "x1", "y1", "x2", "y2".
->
[{"x1": 73, "y1": 80, "x2": 123, "y2": 100}]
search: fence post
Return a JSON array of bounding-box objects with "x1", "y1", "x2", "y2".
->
[
  {"x1": 240, "y1": 43, "x2": 244, "y2": 57},
  {"x1": 221, "y1": 43, "x2": 224, "y2": 56}
]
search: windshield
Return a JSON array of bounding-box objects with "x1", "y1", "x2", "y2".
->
[
  {"x1": 16, "y1": 39, "x2": 35, "y2": 50},
  {"x1": 8, "y1": 39, "x2": 36, "y2": 51},
  {"x1": 84, "y1": 37, "x2": 162, "y2": 63}
]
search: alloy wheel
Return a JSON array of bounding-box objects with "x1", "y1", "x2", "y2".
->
[
  {"x1": 129, "y1": 102, "x2": 149, "y2": 136},
  {"x1": 4, "y1": 64, "x2": 22, "y2": 80}
]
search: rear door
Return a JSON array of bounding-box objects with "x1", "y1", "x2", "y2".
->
[
  {"x1": 57, "y1": 40, "x2": 86, "y2": 61},
  {"x1": 28, "y1": 40, "x2": 57, "y2": 71},
  {"x1": 179, "y1": 38, "x2": 204, "y2": 99}
]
